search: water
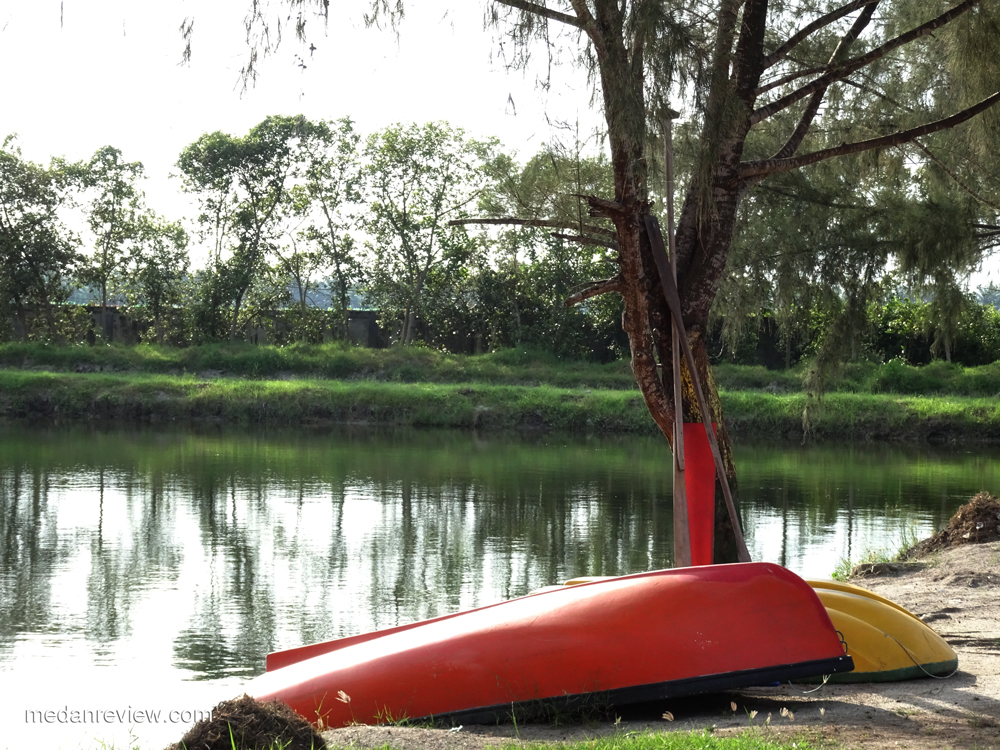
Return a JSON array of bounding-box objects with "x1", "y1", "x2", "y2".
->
[{"x1": 1, "y1": 424, "x2": 997, "y2": 748}]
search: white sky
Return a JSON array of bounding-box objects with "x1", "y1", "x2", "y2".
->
[{"x1": 0, "y1": 0, "x2": 606, "y2": 263}]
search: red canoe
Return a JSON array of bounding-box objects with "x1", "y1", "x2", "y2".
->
[{"x1": 247, "y1": 562, "x2": 853, "y2": 727}]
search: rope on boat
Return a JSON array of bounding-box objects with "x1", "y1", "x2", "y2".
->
[
  {"x1": 882, "y1": 631, "x2": 960, "y2": 680},
  {"x1": 787, "y1": 627, "x2": 959, "y2": 692}
]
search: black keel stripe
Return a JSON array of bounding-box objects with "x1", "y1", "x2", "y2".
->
[{"x1": 426, "y1": 655, "x2": 855, "y2": 725}]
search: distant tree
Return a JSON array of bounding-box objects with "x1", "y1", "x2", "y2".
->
[
  {"x1": 467, "y1": 146, "x2": 625, "y2": 356},
  {"x1": 292, "y1": 117, "x2": 363, "y2": 340},
  {"x1": 362, "y1": 122, "x2": 499, "y2": 345},
  {"x1": 0, "y1": 136, "x2": 81, "y2": 340},
  {"x1": 71, "y1": 145, "x2": 147, "y2": 339},
  {"x1": 118, "y1": 216, "x2": 189, "y2": 343},
  {"x1": 977, "y1": 283, "x2": 1000, "y2": 310},
  {"x1": 177, "y1": 115, "x2": 314, "y2": 341},
  {"x1": 473, "y1": 234, "x2": 627, "y2": 359},
  {"x1": 275, "y1": 233, "x2": 326, "y2": 316}
]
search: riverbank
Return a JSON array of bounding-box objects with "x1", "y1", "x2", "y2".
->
[{"x1": 2, "y1": 343, "x2": 1000, "y2": 441}]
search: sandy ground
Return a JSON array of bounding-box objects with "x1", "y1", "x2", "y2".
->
[{"x1": 320, "y1": 541, "x2": 1000, "y2": 750}]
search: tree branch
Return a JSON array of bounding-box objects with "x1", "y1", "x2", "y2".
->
[
  {"x1": 494, "y1": 0, "x2": 585, "y2": 29},
  {"x1": 564, "y1": 276, "x2": 623, "y2": 306},
  {"x1": 566, "y1": 0, "x2": 601, "y2": 48},
  {"x1": 550, "y1": 232, "x2": 620, "y2": 252},
  {"x1": 577, "y1": 193, "x2": 627, "y2": 219},
  {"x1": 771, "y1": 1, "x2": 878, "y2": 160},
  {"x1": 733, "y1": 0, "x2": 770, "y2": 101},
  {"x1": 448, "y1": 216, "x2": 617, "y2": 239},
  {"x1": 739, "y1": 91, "x2": 1000, "y2": 181},
  {"x1": 755, "y1": 64, "x2": 828, "y2": 97},
  {"x1": 763, "y1": 0, "x2": 880, "y2": 69},
  {"x1": 751, "y1": 0, "x2": 980, "y2": 126}
]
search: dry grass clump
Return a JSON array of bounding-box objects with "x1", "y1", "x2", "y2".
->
[
  {"x1": 905, "y1": 491, "x2": 1000, "y2": 558},
  {"x1": 170, "y1": 694, "x2": 326, "y2": 750}
]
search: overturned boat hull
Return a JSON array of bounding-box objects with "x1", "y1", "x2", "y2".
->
[
  {"x1": 248, "y1": 563, "x2": 853, "y2": 727},
  {"x1": 807, "y1": 579, "x2": 958, "y2": 682}
]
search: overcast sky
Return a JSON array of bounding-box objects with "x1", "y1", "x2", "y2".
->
[{"x1": 0, "y1": 0, "x2": 605, "y2": 233}]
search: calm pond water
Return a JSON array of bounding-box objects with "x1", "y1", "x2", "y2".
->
[{"x1": 1, "y1": 424, "x2": 997, "y2": 748}]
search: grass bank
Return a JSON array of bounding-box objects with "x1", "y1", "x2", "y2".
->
[
  {"x1": 0, "y1": 341, "x2": 639, "y2": 390},
  {"x1": 2, "y1": 342, "x2": 999, "y2": 440},
  {"x1": 514, "y1": 732, "x2": 818, "y2": 750},
  {"x1": 354, "y1": 730, "x2": 819, "y2": 750}
]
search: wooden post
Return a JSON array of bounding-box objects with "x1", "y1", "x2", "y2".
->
[{"x1": 664, "y1": 110, "x2": 691, "y2": 569}]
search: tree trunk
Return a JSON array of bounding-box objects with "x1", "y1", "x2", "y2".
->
[
  {"x1": 101, "y1": 281, "x2": 110, "y2": 342},
  {"x1": 13, "y1": 306, "x2": 28, "y2": 342},
  {"x1": 570, "y1": 0, "x2": 748, "y2": 565},
  {"x1": 402, "y1": 309, "x2": 415, "y2": 346},
  {"x1": 230, "y1": 290, "x2": 246, "y2": 342}
]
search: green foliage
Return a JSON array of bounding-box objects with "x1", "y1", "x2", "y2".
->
[
  {"x1": 0, "y1": 135, "x2": 81, "y2": 340},
  {"x1": 481, "y1": 145, "x2": 615, "y2": 228},
  {"x1": 472, "y1": 235, "x2": 627, "y2": 361},
  {"x1": 870, "y1": 294, "x2": 1000, "y2": 367},
  {"x1": 471, "y1": 144, "x2": 622, "y2": 360},
  {"x1": 361, "y1": 121, "x2": 500, "y2": 345},
  {"x1": 177, "y1": 115, "x2": 316, "y2": 341},
  {"x1": 713, "y1": 293, "x2": 1000, "y2": 371},
  {"x1": 69, "y1": 146, "x2": 146, "y2": 314},
  {"x1": 282, "y1": 308, "x2": 346, "y2": 345},
  {"x1": 284, "y1": 116, "x2": 363, "y2": 340},
  {"x1": 118, "y1": 216, "x2": 190, "y2": 342}
]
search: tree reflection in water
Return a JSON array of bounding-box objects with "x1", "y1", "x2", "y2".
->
[{"x1": 0, "y1": 424, "x2": 996, "y2": 684}]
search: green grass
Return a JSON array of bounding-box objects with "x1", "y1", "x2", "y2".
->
[
  {"x1": 3, "y1": 366, "x2": 1000, "y2": 440},
  {"x1": 3, "y1": 342, "x2": 1000, "y2": 439},
  {"x1": 89, "y1": 727, "x2": 819, "y2": 750},
  {"x1": 0, "y1": 341, "x2": 639, "y2": 390},
  {"x1": 4, "y1": 341, "x2": 998, "y2": 396},
  {"x1": 0, "y1": 368, "x2": 652, "y2": 432},
  {"x1": 324, "y1": 729, "x2": 823, "y2": 750},
  {"x1": 831, "y1": 524, "x2": 922, "y2": 580},
  {"x1": 532, "y1": 730, "x2": 819, "y2": 750}
]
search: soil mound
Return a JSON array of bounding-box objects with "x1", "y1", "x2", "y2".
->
[
  {"x1": 905, "y1": 491, "x2": 1000, "y2": 558},
  {"x1": 169, "y1": 694, "x2": 326, "y2": 750}
]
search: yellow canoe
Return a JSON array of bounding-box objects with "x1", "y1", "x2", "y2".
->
[
  {"x1": 806, "y1": 579, "x2": 957, "y2": 682},
  {"x1": 561, "y1": 573, "x2": 957, "y2": 683}
]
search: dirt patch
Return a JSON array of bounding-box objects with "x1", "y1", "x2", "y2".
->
[
  {"x1": 317, "y1": 539, "x2": 1000, "y2": 750},
  {"x1": 171, "y1": 694, "x2": 327, "y2": 750},
  {"x1": 906, "y1": 492, "x2": 1000, "y2": 557}
]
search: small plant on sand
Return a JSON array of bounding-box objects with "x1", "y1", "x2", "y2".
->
[{"x1": 831, "y1": 524, "x2": 920, "y2": 579}]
